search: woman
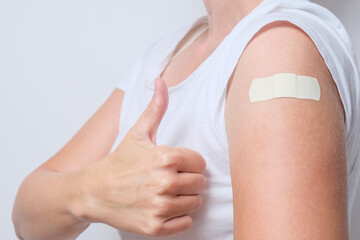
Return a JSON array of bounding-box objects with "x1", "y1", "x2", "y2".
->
[{"x1": 12, "y1": 0, "x2": 360, "y2": 239}]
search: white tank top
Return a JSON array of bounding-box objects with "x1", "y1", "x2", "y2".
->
[{"x1": 112, "y1": 0, "x2": 360, "y2": 238}]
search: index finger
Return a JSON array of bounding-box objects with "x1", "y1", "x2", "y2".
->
[{"x1": 174, "y1": 147, "x2": 206, "y2": 173}]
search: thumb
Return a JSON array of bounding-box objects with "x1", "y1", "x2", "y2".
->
[{"x1": 130, "y1": 78, "x2": 169, "y2": 144}]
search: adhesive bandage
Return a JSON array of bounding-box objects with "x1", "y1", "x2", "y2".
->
[{"x1": 249, "y1": 73, "x2": 321, "y2": 103}]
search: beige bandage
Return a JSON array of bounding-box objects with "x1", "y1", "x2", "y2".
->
[{"x1": 249, "y1": 73, "x2": 321, "y2": 103}]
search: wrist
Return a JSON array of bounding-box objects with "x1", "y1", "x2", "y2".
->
[{"x1": 66, "y1": 167, "x2": 94, "y2": 225}]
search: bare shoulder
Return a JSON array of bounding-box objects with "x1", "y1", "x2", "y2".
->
[
  {"x1": 226, "y1": 20, "x2": 345, "y2": 135},
  {"x1": 228, "y1": 20, "x2": 344, "y2": 115},
  {"x1": 225, "y1": 21, "x2": 349, "y2": 239}
]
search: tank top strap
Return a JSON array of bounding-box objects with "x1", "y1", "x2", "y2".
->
[
  {"x1": 205, "y1": 0, "x2": 280, "y2": 143},
  {"x1": 171, "y1": 16, "x2": 208, "y2": 60}
]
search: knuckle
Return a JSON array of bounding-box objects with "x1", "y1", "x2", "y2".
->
[
  {"x1": 143, "y1": 219, "x2": 164, "y2": 237},
  {"x1": 156, "y1": 147, "x2": 180, "y2": 168},
  {"x1": 153, "y1": 197, "x2": 172, "y2": 217},
  {"x1": 158, "y1": 174, "x2": 178, "y2": 194},
  {"x1": 155, "y1": 147, "x2": 170, "y2": 163}
]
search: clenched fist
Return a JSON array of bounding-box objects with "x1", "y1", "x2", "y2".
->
[{"x1": 75, "y1": 78, "x2": 207, "y2": 237}]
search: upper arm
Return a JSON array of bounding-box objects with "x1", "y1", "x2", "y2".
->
[
  {"x1": 40, "y1": 88, "x2": 125, "y2": 172},
  {"x1": 225, "y1": 21, "x2": 348, "y2": 239}
]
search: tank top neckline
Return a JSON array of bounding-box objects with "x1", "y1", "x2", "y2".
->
[{"x1": 144, "y1": 0, "x2": 272, "y2": 93}]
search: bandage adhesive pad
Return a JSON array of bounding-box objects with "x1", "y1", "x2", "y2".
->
[{"x1": 249, "y1": 73, "x2": 321, "y2": 103}]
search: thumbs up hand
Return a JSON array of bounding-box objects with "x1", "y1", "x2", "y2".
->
[{"x1": 76, "y1": 78, "x2": 207, "y2": 237}]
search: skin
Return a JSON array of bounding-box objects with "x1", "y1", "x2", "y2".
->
[{"x1": 12, "y1": 0, "x2": 349, "y2": 239}]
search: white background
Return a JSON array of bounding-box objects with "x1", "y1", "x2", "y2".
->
[{"x1": 0, "y1": 0, "x2": 359, "y2": 239}]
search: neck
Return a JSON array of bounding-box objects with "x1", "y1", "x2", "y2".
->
[{"x1": 202, "y1": 0, "x2": 264, "y2": 40}]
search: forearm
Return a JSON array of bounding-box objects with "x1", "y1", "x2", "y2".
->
[{"x1": 12, "y1": 168, "x2": 90, "y2": 240}]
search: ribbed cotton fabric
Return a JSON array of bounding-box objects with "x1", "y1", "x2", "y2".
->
[{"x1": 112, "y1": 0, "x2": 360, "y2": 238}]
